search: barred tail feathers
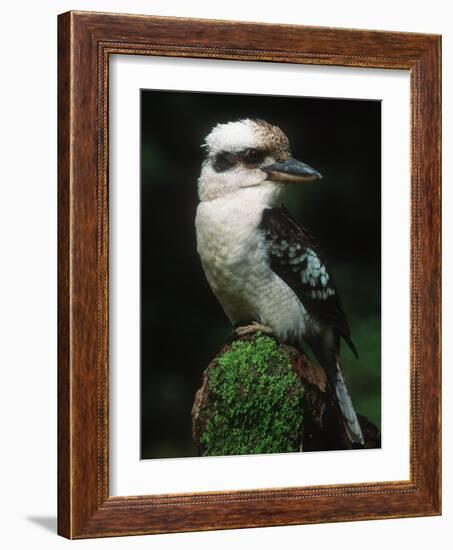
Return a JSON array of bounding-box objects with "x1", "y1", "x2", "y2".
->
[{"x1": 334, "y1": 362, "x2": 364, "y2": 447}]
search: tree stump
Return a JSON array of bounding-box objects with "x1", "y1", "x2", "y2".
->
[{"x1": 192, "y1": 333, "x2": 380, "y2": 456}]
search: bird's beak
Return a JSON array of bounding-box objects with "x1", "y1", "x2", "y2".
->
[{"x1": 263, "y1": 158, "x2": 322, "y2": 184}]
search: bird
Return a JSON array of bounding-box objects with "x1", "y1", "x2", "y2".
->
[{"x1": 195, "y1": 118, "x2": 364, "y2": 447}]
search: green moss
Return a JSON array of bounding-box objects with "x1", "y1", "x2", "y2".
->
[{"x1": 199, "y1": 334, "x2": 304, "y2": 456}]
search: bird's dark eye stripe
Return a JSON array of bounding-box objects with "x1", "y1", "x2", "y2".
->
[
  {"x1": 212, "y1": 148, "x2": 268, "y2": 173},
  {"x1": 213, "y1": 151, "x2": 237, "y2": 172},
  {"x1": 240, "y1": 148, "x2": 267, "y2": 164}
]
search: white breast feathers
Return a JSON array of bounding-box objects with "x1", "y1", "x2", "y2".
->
[{"x1": 195, "y1": 189, "x2": 316, "y2": 343}]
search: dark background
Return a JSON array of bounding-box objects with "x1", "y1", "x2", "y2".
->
[{"x1": 140, "y1": 89, "x2": 381, "y2": 459}]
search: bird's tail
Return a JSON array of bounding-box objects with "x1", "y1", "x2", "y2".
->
[{"x1": 334, "y1": 362, "x2": 364, "y2": 447}]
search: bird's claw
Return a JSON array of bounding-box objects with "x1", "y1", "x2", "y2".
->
[{"x1": 234, "y1": 322, "x2": 273, "y2": 337}]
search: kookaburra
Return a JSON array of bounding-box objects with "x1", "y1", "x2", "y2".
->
[{"x1": 195, "y1": 118, "x2": 364, "y2": 447}]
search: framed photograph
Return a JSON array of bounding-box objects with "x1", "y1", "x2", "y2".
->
[{"x1": 58, "y1": 11, "x2": 441, "y2": 538}]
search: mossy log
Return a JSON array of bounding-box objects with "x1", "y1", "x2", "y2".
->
[{"x1": 192, "y1": 333, "x2": 380, "y2": 456}]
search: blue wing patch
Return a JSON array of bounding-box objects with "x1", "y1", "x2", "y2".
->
[
  {"x1": 267, "y1": 238, "x2": 336, "y2": 301},
  {"x1": 260, "y1": 207, "x2": 357, "y2": 358}
]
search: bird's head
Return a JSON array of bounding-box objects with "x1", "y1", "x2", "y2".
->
[{"x1": 197, "y1": 118, "x2": 322, "y2": 203}]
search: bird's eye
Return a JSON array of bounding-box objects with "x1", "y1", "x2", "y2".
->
[{"x1": 243, "y1": 148, "x2": 263, "y2": 164}]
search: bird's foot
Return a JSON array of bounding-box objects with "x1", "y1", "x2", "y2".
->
[{"x1": 234, "y1": 322, "x2": 273, "y2": 337}]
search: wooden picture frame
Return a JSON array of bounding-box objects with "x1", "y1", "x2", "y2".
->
[{"x1": 58, "y1": 10, "x2": 441, "y2": 539}]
